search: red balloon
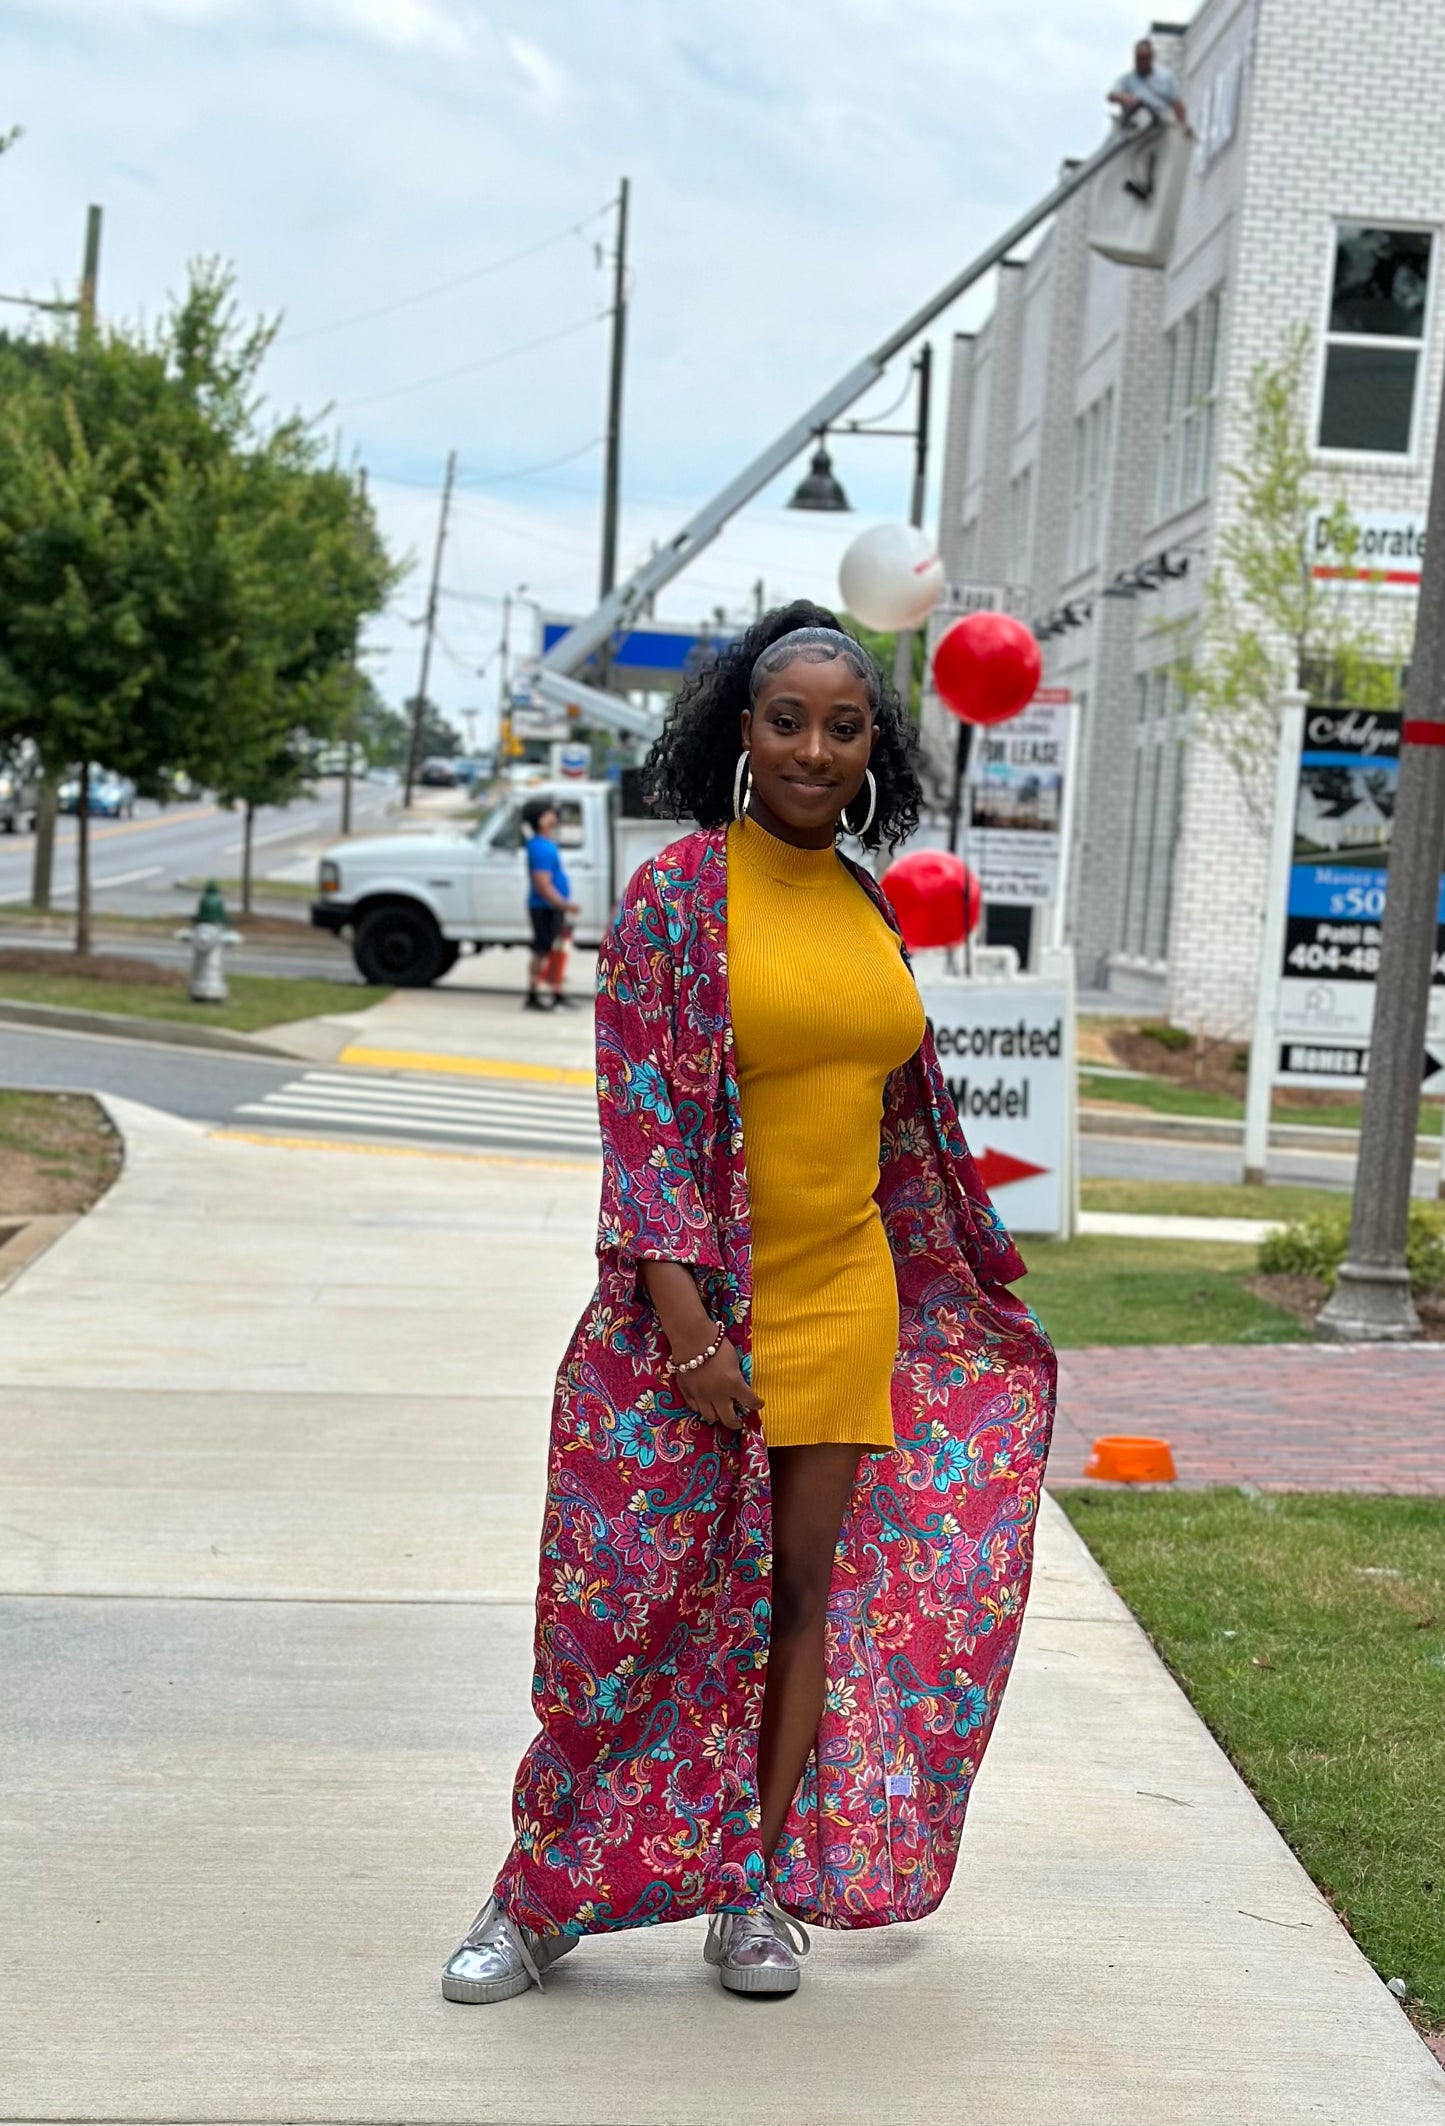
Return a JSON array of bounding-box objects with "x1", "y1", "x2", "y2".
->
[
  {"x1": 879, "y1": 849, "x2": 982, "y2": 951},
  {"x1": 932, "y1": 611, "x2": 1041, "y2": 726}
]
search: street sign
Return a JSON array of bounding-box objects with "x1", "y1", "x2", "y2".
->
[
  {"x1": 1273, "y1": 705, "x2": 1445, "y2": 1088},
  {"x1": 962, "y1": 690, "x2": 1072, "y2": 905},
  {"x1": 1309, "y1": 510, "x2": 1426, "y2": 594},
  {"x1": 919, "y1": 955, "x2": 1077, "y2": 1237},
  {"x1": 1278, "y1": 1043, "x2": 1445, "y2": 1092}
]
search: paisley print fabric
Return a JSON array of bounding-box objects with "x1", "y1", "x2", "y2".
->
[{"x1": 493, "y1": 826, "x2": 1055, "y2": 1936}]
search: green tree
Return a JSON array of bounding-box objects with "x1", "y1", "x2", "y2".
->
[
  {"x1": 0, "y1": 264, "x2": 395, "y2": 943},
  {"x1": 404, "y1": 695, "x2": 462, "y2": 762},
  {"x1": 1179, "y1": 324, "x2": 1409, "y2": 824},
  {"x1": 204, "y1": 445, "x2": 394, "y2": 910},
  {"x1": 349, "y1": 676, "x2": 410, "y2": 771}
]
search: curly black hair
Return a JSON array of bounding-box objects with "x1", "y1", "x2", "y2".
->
[{"x1": 642, "y1": 599, "x2": 921, "y2": 853}]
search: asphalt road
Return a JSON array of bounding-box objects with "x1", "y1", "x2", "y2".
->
[
  {"x1": 0, "y1": 776, "x2": 395, "y2": 922},
  {"x1": 6, "y1": 1019, "x2": 1442, "y2": 1191}
]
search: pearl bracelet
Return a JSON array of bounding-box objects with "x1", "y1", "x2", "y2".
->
[{"x1": 666, "y1": 1321, "x2": 727, "y2": 1377}]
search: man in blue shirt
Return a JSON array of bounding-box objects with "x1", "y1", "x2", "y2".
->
[{"x1": 521, "y1": 797, "x2": 579, "y2": 1011}]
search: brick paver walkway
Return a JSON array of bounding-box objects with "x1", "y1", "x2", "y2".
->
[{"x1": 1050, "y1": 1343, "x2": 1445, "y2": 1492}]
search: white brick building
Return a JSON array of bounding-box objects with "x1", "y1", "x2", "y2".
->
[{"x1": 929, "y1": 0, "x2": 1445, "y2": 1036}]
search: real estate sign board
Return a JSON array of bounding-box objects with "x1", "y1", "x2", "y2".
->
[
  {"x1": 1274, "y1": 704, "x2": 1445, "y2": 1090},
  {"x1": 962, "y1": 689, "x2": 1072, "y2": 906}
]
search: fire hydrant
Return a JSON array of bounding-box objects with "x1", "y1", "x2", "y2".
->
[{"x1": 177, "y1": 880, "x2": 242, "y2": 1003}]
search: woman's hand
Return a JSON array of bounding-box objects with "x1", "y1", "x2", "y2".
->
[
  {"x1": 639, "y1": 1259, "x2": 762, "y2": 1434},
  {"x1": 673, "y1": 1337, "x2": 762, "y2": 1433}
]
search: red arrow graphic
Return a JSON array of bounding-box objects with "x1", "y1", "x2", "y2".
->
[{"x1": 974, "y1": 1147, "x2": 1049, "y2": 1192}]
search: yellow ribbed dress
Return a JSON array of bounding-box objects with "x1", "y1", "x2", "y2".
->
[{"x1": 727, "y1": 819, "x2": 926, "y2": 1451}]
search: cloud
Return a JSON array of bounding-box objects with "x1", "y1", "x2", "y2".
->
[
  {"x1": 6, "y1": 0, "x2": 1149, "y2": 729},
  {"x1": 502, "y1": 33, "x2": 579, "y2": 110},
  {"x1": 300, "y1": 0, "x2": 475, "y2": 59}
]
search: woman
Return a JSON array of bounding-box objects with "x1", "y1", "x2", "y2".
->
[{"x1": 443, "y1": 600, "x2": 1055, "y2": 2003}]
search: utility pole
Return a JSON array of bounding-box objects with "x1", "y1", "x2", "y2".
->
[
  {"x1": 1318, "y1": 372, "x2": 1445, "y2": 1340},
  {"x1": 33, "y1": 203, "x2": 103, "y2": 914},
  {"x1": 599, "y1": 177, "x2": 629, "y2": 601},
  {"x1": 496, "y1": 593, "x2": 512, "y2": 764},
  {"x1": 891, "y1": 341, "x2": 933, "y2": 708},
  {"x1": 403, "y1": 448, "x2": 456, "y2": 808},
  {"x1": 341, "y1": 467, "x2": 367, "y2": 837},
  {"x1": 79, "y1": 203, "x2": 102, "y2": 330}
]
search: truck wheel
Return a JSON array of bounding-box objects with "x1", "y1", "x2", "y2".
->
[
  {"x1": 436, "y1": 941, "x2": 461, "y2": 978},
  {"x1": 354, "y1": 905, "x2": 449, "y2": 987}
]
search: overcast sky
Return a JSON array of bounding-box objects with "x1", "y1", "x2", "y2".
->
[{"x1": 5, "y1": 0, "x2": 1150, "y2": 741}]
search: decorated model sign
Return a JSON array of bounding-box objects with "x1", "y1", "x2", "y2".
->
[
  {"x1": 919, "y1": 976, "x2": 1074, "y2": 1235},
  {"x1": 1276, "y1": 705, "x2": 1445, "y2": 1088}
]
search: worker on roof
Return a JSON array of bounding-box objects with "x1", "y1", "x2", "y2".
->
[{"x1": 1108, "y1": 36, "x2": 1189, "y2": 129}]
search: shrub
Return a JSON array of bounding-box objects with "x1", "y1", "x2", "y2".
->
[
  {"x1": 1139, "y1": 1021, "x2": 1192, "y2": 1053},
  {"x1": 1259, "y1": 1204, "x2": 1445, "y2": 1295}
]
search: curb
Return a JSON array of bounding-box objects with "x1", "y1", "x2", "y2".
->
[
  {"x1": 0, "y1": 998, "x2": 296, "y2": 1059},
  {"x1": 1079, "y1": 1103, "x2": 1438, "y2": 1160}
]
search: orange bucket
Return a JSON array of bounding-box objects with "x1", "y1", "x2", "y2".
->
[{"x1": 1085, "y1": 1435, "x2": 1177, "y2": 1484}]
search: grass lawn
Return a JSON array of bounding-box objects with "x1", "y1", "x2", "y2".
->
[
  {"x1": 1080, "y1": 1069, "x2": 1442, "y2": 1138},
  {"x1": 177, "y1": 875, "x2": 316, "y2": 903},
  {"x1": 1080, "y1": 1177, "x2": 1346, "y2": 1221},
  {"x1": 1019, "y1": 1234, "x2": 1302, "y2": 1347},
  {"x1": 0, "y1": 965, "x2": 390, "y2": 1033},
  {"x1": 1059, "y1": 1490, "x2": 1445, "y2": 2032},
  {"x1": 0, "y1": 1089, "x2": 121, "y2": 1215}
]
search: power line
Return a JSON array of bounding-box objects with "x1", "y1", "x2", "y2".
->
[
  {"x1": 336, "y1": 312, "x2": 606, "y2": 413},
  {"x1": 374, "y1": 438, "x2": 603, "y2": 494},
  {"x1": 279, "y1": 205, "x2": 612, "y2": 348}
]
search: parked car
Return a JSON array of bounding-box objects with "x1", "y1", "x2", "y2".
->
[
  {"x1": 58, "y1": 769, "x2": 136, "y2": 819},
  {"x1": 312, "y1": 779, "x2": 682, "y2": 986},
  {"x1": 0, "y1": 765, "x2": 38, "y2": 833},
  {"x1": 418, "y1": 757, "x2": 458, "y2": 788}
]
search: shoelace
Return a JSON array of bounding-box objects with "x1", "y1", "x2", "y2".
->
[
  {"x1": 462, "y1": 1900, "x2": 546, "y2": 1991},
  {"x1": 707, "y1": 1891, "x2": 811, "y2": 1961}
]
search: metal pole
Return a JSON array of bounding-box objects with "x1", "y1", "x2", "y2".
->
[
  {"x1": 948, "y1": 720, "x2": 972, "y2": 854},
  {"x1": 1317, "y1": 385, "x2": 1445, "y2": 1338},
  {"x1": 404, "y1": 448, "x2": 456, "y2": 808},
  {"x1": 891, "y1": 342, "x2": 933, "y2": 708},
  {"x1": 1242, "y1": 690, "x2": 1307, "y2": 1187},
  {"x1": 599, "y1": 177, "x2": 629, "y2": 600},
  {"x1": 33, "y1": 204, "x2": 103, "y2": 915}
]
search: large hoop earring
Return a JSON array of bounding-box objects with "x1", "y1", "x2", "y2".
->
[
  {"x1": 841, "y1": 768, "x2": 877, "y2": 840},
  {"x1": 733, "y1": 751, "x2": 752, "y2": 823}
]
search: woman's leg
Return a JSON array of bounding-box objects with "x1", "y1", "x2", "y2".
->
[{"x1": 756, "y1": 1443, "x2": 863, "y2": 1869}]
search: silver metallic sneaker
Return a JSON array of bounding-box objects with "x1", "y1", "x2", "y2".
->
[
  {"x1": 703, "y1": 1890, "x2": 810, "y2": 1996},
  {"x1": 440, "y1": 1895, "x2": 579, "y2": 2004}
]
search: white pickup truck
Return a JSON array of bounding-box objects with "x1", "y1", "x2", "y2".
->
[{"x1": 311, "y1": 779, "x2": 684, "y2": 986}]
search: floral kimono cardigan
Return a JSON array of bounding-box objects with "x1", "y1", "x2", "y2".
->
[{"x1": 495, "y1": 826, "x2": 1056, "y2": 1937}]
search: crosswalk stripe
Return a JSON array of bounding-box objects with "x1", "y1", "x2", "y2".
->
[
  {"x1": 234, "y1": 1099, "x2": 602, "y2": 1150},
  {"x1": 235, "y1": 1065, "x2": 602, "y2": 1152},
  {"x1": 293, "y1": 1070, "x2": 596, "y2": 1120}
]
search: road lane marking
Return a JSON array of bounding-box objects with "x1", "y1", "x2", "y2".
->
[
  {"x1": 338, "y1": 1042, "x2": 595, "y2": 1086},
  {"x1": 212, "y1": 1128, "x2": 594, "y2": 1171}
]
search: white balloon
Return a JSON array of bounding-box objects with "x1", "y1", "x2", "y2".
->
[{"x1": 838, "y1": 522, "x2": 945, "y2": 632}]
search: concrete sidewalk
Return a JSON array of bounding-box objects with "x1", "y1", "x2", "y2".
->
[{"x1": 2, "y1": 1101, "x2": 1442, "y2": 2125}]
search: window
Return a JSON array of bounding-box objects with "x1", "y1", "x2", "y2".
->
[
  {"x1": 1156, "y1": 291, "x2": 1223, "y2": 520},
  {"x1": 1118, "y1": 670, "x2": 1186, "y2": 963},
  {"x1": 1318, "y1": 225, "x2": 1432, "y2": 454},
  {"x1": 956, "y1": 513, "x2": 980, "y2": 583},
  {"x1": 1007, "y1": 466, "x2": 1034, "y2": 589},
  {"x1": 1068, "y1": 389, "x2": 1115, "y2": 575}
]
